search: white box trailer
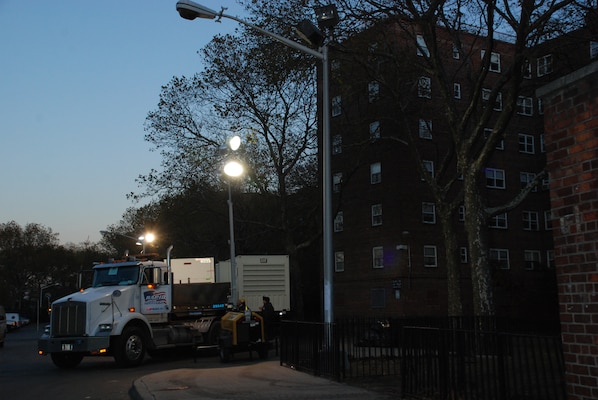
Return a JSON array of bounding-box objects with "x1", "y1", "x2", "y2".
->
[
  {"x1": 169, "y1": 257, "x2": 215, "y2": 284},
  {"x1": 216, "y1": 255, "x2": 290, "y2": 312}
]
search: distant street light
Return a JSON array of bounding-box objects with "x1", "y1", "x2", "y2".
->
[
  {"x1": 100, "y1": 230, "x2": 156, "y2": 255},
  {"x1": 175, "y1": 0, "x2": 339, "y2": 323},
  {"x1": 222, "y1": 135, "x2": 244, "y2": 306},
  {"x1": 138, "y1": 233, "x2": 155, "y2": 254}
]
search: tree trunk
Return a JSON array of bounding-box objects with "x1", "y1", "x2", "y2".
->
[
  {"x1": 438, "y1": 208, "x2": 464, "y2": 317},
  {"x1": 464, "y1": 183, "x2": 495, "y2": 316}
]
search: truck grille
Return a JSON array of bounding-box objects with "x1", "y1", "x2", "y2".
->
[{"x1": 51, "y1": 301, "x2": 86, "y2": 337}]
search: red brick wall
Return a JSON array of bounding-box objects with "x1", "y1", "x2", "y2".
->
[{"x1": 538, "y1": 61, "x2": 598, "y2": 400}]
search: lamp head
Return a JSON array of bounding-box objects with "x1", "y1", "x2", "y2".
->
[
  {"x1": 224, "y1": 160, "x2": 244, "y2": 177},
  {"x1": 296, "y1": 19, "x2": 325, "y2": 47},
  {"x1": 229, "y1": 135, "x2": 241, "y2": 151},
  {"x1": 314, "y1": 4, "x2": 339, "y2": 29},
  {"x1": 176, "y1": 0, "x2": 217, "y2": 20}
]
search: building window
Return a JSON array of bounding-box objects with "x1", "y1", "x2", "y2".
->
[
  {"x1": 334, "y1": 211, "x2": 343, "y2": 232},
  {"x1": 372, "y1": 204, "x2": 383, "y2": 226},
  {"x1": 484, "y1": 127, "x2": 504, "y2": 150},
  {"x1": 482, "y1": 89, "x2": 502, "y2": 111},
  {"x1": 332, "y1": 95, "x2": 342, "y2": 117},
  {"x1": 368, "y1": 81, "x2": 380, "y2": 103},
  {"x1": 416, "y1": 34, "x2": 430, "y2": 57},
  {"x1": 538, "y1": 98, "x2": 544, "y2": 115},
  {"x1": 517, "y1": 96, "x2": 533, "y2": 116},
  {"x1": 544, "y1": 210, "x2": 553, "y2": 230},
  {"x1": 371, "y1": 288, "x2": 386, "y2": 308},
  {"x1": 369, "y1": 121, "x2": 380, "y2": 140},
  {"x1": 418, "y1": 76, "x2": 431, "y2": 98},
  {"x1": 518, "y1": 134, "x2": 535, "y2": 154},
  {"x1": 537, "y1": 54, "x2": 553, "y2": 76},
  {"x1": 520, "y1": 172, "x2": 538, "y2": 192},
  {"x1": 423, "y1": 160, "x2": 434, "y2": 179},
  {"x1": 423, "y1": 246, "x2": 438, "y2": 267},
  {"x1": 540, "y1": 134, "x2": 546, "y2": 152},
  {"x1": 546, "y1": 250, "x2": 555, "y2": 269},
  {"x1": 452, "y1": 43, "x2": 460, "y2": 59},
  {"x1": 372, "y1": 246, "x2": 384, "y2": 268},
  {"x1": 459, "y1": 205, "x2": 465, "y2": 222},
  {"x1": 334, "y1": 251, "x2": 345, "y2": 272},
  {"x1": 460, "y1": 247, "x2": 468, "y2": 263},
  {"x1": 489, "y1": 248, "x2": 510, "y2": 269},
  {"x1": 333, "y1": 172, "x2": 342, "y2": 193},
  {"x1": 523, "y1": 59, "x2": 532, "y2": 79},
  {"x1": 489, "y1": 213, "x2": 508, "y2": 229},
  {"x1": 524, "y1": 250, "x2": 541, "y2": 270},
  {"x1": 332, "y1": 134, "x2": 342, "y2": 155},
  {"x1": 422, "y1": 202, "x2": 436, "y2": 224},
  {"x1": 486, "y1": 168, "x2": 506, "y2": 189},
  {"x1": 453, "y1": 83, "x2": 461, "y2": 99},
  {"x1": 370, "y1": 162, "x2": 381, "y2": 184},
  {"x1": 542, "y1": 177, "x2": 550, "y2": 191},
  {"x1": 481, "y1": 50, "x2": 501, "y2": 72},
  {"x1": 419, "y1": 119, "x2": 433, "y2": 139},
  {"x1": 591, "y1": 41, "x2": 598, "y2": 59},
  {"x1": 523, "y1": 211, "x2": 539, "y2": 231}
]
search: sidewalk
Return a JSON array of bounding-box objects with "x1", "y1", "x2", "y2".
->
[{"x1": 130, "y1": 360, "x2": 395, "y2": 400}]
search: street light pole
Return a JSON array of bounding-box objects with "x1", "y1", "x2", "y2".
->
[
  {"x1": 176, "y1": 0, "x2": 336, "y2": 323},
  {"x1": 222, "y1": 137, "x2": 243, "y2": 306},
  {"x1": 227, "y1": 181, "x2": 238, "y2": 305}
]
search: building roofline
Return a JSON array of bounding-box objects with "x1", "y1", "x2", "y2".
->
[{"x1": 536, "y1": 60, "x2": 598, "y2": 98}]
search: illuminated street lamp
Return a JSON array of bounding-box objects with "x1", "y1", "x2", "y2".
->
[
  {"x1": 222, "y1": 135, "x2": 244, "y2": 306},
  {"x1": 176, "y1": 0, "x2": 338, "y2": 323},
  {"x1": 100, "y1": 230, "x2": 156, "y2": 255},
  {"x1": 138, "y1": 233, "x2": 155, "y2": 254}
]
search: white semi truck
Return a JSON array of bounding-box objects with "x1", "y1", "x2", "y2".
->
[{"x1": 38, "y1": 249, "x2": 290, "y2": 368}]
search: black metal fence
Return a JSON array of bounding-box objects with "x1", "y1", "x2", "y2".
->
[
  {"x1": 279, "y1": 317, "x2": 566, "y2": 399},
  {"x1": 401, "y1": 326, "x2": 566, "y2": 400}
]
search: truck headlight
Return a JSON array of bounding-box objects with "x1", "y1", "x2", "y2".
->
[{"x1": 98, "y1": 323, "x2": 113, "y2": 332}]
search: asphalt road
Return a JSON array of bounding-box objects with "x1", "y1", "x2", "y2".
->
[{"x1": 0, "y1": 324, "x2": 221, "y2": 400}]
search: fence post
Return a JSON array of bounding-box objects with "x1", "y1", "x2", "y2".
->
[{"x1": 497, "y1": 332, "x2": 507, "y2": 400}]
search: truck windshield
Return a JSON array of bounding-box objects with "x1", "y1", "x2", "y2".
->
[{"x1": 92, "y1": 266, "x2": 140, "y2": 287}]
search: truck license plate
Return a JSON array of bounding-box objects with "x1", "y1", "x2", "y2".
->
[{"x1": 61, "y1": 343, "x2": 73, "y2": 351}]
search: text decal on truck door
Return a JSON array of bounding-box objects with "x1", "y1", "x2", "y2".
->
[{"x1": 143, "y1": 290, "x2": 168, "y2": 312}]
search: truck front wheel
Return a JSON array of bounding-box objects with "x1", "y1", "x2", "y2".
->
[
  {"x1": 51, "y1": 352, "x2": 84, "y2": 368},
  {"x1": 114, "y1": 326, "x2": 146, "y2": 367}
]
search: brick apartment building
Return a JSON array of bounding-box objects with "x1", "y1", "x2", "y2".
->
[{"x1": 326, "y1": 18, "x2": 597, "y2": 321}]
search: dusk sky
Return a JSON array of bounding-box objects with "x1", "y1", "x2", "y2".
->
[{"x1": 0, "y1": 0, "x2": 245, "y2": 244}]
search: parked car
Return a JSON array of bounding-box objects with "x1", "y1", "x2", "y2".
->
[
  {"x1": 6, "y1": 312, "x2": 22, "y2": 331},
  {"x1": 0, "y1": 306, "x2": 6, "y2": 347}
]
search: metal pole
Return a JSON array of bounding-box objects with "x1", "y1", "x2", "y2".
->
[
  {"x1": 321, "y1": 43, "x2": 333, "y2": 324},
  {"x1": 227, "y1": 181, "x2": 238, "y2": 306},
  {"x1": 36, "y1": 286, "x2": 41, "y2": 334}
]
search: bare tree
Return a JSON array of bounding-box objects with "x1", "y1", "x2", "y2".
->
[{"x1": 327, "y1": 0, "x2": 593, "y2": 316}]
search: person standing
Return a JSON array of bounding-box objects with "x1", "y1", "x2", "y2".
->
[{"x1": 260, "y1": 296, "x2": 275, "y2": 340}]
